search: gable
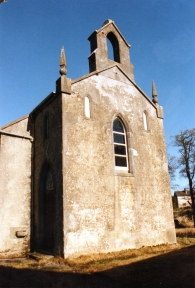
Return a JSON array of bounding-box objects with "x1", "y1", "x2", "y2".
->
[
  {"x1": 99, "y1": 66, "x2": 132, "y2": 85},
  {"x1": 96, "y1": 19, "x2": 130, "y2": 48},
  {"x1": 0, "y1": 115, "x2": 30, "y2": 137},
  {"x1": 74, "y1": 65, "x2": 156, "y2": 109}
]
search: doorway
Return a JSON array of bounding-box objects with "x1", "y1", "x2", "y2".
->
[{"x1": 39, "y1": 165, "x2": 55, "y2": 254}]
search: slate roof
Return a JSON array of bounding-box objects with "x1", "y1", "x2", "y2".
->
[{"x1": 174, "y1": 190, "x2": 195, "y2": 197}]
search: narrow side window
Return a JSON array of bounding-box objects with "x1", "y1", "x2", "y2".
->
[
  {"x1": 84, "y1": 96, "x2": 90, "y2": 118},
  {"x1": 113, "y1": 118, "x2": 128, "y2": 171},
  {"x1": 143, "y1": 111, "x2": 148, "y2": 130},
  {"x1": 44, "y1": 115, "x2": 49, "y2": 139}
]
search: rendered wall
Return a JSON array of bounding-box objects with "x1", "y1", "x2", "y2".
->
[
  {"x1": 32, "y1": 94, "x2": 64, "y2": 256},
  {"x1": 62, "y1": 68, "x2": 176, "y2": 258},
  {"x1": 0, "y1": 118, "x2": 31, "y2": 257}
]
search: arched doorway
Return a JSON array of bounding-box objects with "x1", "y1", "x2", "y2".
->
[{"x1": 39, "y1": 164, "x2": 55, "y2": 253}]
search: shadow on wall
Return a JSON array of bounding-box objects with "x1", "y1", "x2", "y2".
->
[{"x1": 0, "y1": 245, "x2": 195, "y2": 287}]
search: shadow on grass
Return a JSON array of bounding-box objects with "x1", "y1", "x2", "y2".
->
[
  {"x1": 101, "y1": 244, "x2": 195, "y2": 288},
  {"x1": 0, "y1": 245, "x2": 195, "y2": 288}
]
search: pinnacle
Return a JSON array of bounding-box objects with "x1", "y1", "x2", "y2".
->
[{"x1": 59, "y1": 46, "x2": 67, "y2": 76}]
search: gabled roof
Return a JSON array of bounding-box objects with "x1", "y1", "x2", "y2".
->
[
  {"x1": 72, "y1": 64, "x2": 156, "y2": 109},
  {"x1": 174, "y1": 190, "x2": 195, "y2": 197},
  {"x1": 97, "y1": 20, "x2": 130, "y2": 48}
]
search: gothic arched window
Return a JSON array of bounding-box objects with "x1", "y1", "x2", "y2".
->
[
  {"x1": 113, "y1": 117, "x2": 128, "y2": 170},
  {"x1": 84, "y1": 96, "x2": 91, "y2": 118},
  {"x1": 143, "y1": 111, "x2": 148, "y2": 131}
]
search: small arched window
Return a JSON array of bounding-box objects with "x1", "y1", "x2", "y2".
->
[
  {"x1": 143, "y1": 111, "x2": 148, "y2": 130},
  {"x1": 113, "y1": 118, "x2": 128, "y2": 170},
  {"x1": 84, "y1": 96, "x2": 91, "y2": 118},
  {"x1": 107, "y1": 32, "x2": 120, "y2": 63}
]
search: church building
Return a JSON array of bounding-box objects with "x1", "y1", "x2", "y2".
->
[{"x1": 0, "y1": 20, "x2": 176, "y2": 258}]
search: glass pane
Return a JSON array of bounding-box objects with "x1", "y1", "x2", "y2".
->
[
  {"x1": 114, "y1": 145, "x2": 126, "y2": 155},
  {"x1": 115, "y1": 156, "x2": 127, "y2": 167},
  {"x1": 113, "y1": 133, "x2": 125, "y2": 144},
  {"x1": 113, "y1": 119, "x2": 124, "y2": 133}
]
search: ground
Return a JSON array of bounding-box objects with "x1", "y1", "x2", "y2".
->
[{"x1": 0, "y1": 208, "x2": 194, "y2": 287}]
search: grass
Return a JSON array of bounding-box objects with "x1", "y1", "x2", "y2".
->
[
  {"x1": 174, "y1": 207, "x2": 194, "y2": 228},
  {"x1": 0, "y1": 239, "x2": 193, "y2": 274},
  {"x1": 174, "y1": 206, "x2": 195, "y2": 241}
]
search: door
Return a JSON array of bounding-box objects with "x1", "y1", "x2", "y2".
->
[
  {"x1": 39, "y1": 166, "x2": 55, "y2": 254},
  {"x1": 43, "y1": 187, "x2": 54, "y2": 252}
]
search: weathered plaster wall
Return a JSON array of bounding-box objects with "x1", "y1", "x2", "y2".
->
[
  {"x1": 32, "y1": 94, "x2": 64, "y2": 256},
  {"x1": 177, "y1": 195, "x2": 191, "y2": 208},
  {"x1": 1, "y1": 115, "x2": 30, "y2": 137},
  {"x1": 62, "y1": 68, "x2": 175, "y2": 258},
  {"x1": 0, "y1": 118, "x2": 31, "y2": 257}
]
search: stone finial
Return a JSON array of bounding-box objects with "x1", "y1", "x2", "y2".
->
[
  {"x1": 56, "y1": 46, "x2": 71, "y2": 95},
  {"x1": 59, "y1": 46, "x2": 67, "y2": 76},
  {"x1": 102, "y1": 19, "x2": 113, "y2": 26},
  {"x1": 152, "y1": 80, "x2": 158, "y2": 104}
]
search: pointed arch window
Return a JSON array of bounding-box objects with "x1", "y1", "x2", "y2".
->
[
  {"x1": 84, "y1": 96, "x2": 91, "y2": 118},
  {"x1": 113, "y1": 118, "x2": 128, "y2": 170},
  {"x1": 143, "y1": 111, "x2": 148, "y2": 131}
]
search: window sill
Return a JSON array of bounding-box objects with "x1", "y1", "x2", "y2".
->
[
  {"x1": 114, "y1": 170, "x2": 134, "y2": 177},
  {"x1": 142, "y1": 129, "x2": 151, "y2": 133}
]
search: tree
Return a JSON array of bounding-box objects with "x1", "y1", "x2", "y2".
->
[
  {"x1": 167, "y1": 153, "x2": 179, "y2": 190},
  {"x1": 167, "y1": 153, "x2": 176, "y2": 181},
  {"x1": 172, "y1": 128, "x2": 195, "y2": 227}
]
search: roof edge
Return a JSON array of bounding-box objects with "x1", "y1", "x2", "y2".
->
[
  {"x1": 97, "y1": 21, "x2": 131, "y2": 48},
  {"x1": 30, "y1": 91, "x2": 56, "y2": 117},
  {"x1": 0, "y1": 114, "x2": 29, "y2": 130},
  {"x1": 0, "y1": 129, "x2": 33, "y2": 141}
]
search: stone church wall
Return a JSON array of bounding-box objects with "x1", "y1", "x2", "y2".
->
[
  {"x1": 62, "y1": 71, "x2": 175, "y2": 258},
  {"x1": 32, "y1": 94, "x2": 64, "y2": 256},
  {"x1": 0, "y1": 118, "x2": 31, "y2": 258},
  {"x1": 1, "y1": 115, "x2": 30, "y2": 137}
]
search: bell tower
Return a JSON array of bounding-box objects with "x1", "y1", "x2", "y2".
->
[{"x1": 88, "y1": 19, "x2": 134, "y2": 80}]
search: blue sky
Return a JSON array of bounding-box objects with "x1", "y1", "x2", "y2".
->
[{"x1": 0, "y1": 0, "x2": 195, "y2": 189}]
